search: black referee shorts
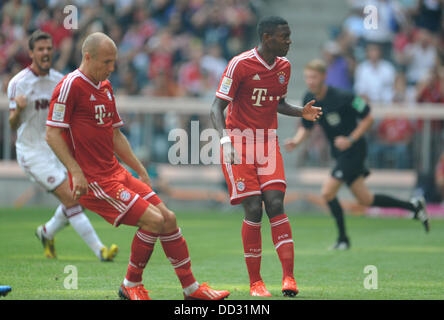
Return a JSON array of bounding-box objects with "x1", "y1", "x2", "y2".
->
[{"x1": 331, "y1": 150, "x2": 370, "y2": 186}]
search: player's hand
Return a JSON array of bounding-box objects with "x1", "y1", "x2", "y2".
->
[
  {"x1": 71, "y1": 170, "x2": 88, "y2": 200},
  {"x1": 302, "y1": 100, "x2": 322, "y2": 122},
  {"x1": 222, "y1": 142, "x2": 240, "y2": 165},
  {"x1": 334, "y1": 136, "x2": 352, "y2": 151},
  {"x1": 14, "y1": 95, "x2": 27, "y2": 111},
  {"x1": 284, "y1": 138, "x2": 299, "y2": 152}
]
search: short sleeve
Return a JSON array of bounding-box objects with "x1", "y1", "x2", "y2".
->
[
  {"x1": 46, "y1": 77, "x2": 76, "y2": 128},
  {"x1": 281, "y1": 61, "x2": 291, "y2": 99},
  {"x1": 7, "y1": 77, "x2": 24, "y2": 110},
  {"x1": 215, "y1": 57, "x2": 244, "y2": 101},
  {"x1": 350, "y1": 95, "x2": 370, "y2": 119}
]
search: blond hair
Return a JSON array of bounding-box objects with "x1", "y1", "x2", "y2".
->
[{"x1": 304, "y1": 59, "x2": 327, "y2": 74}]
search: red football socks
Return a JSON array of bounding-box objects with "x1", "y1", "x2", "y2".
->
[
  {"x1": 126, "y1": 229, "x2": 158, "y2": 284},
  {"x1": 270, "y1": 214, "x2": 294, "y2": 279},
  {"x1": 242, "y1": 219, "x2": 263, "y2": 285},
  {"x1": 160, "y1": 228, "x2": 197, "y2": 289}
]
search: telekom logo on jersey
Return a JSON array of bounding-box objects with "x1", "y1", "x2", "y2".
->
[
  {"x1": 251, "y1": 88, "x2": 281, "y2": 107},
  {"x1": 168, "y1": 121, "x2": 277, "y2": 175}
]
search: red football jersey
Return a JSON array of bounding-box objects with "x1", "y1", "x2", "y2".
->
[
  {"x1": 216, "y1": 47, "x2": 291, "y2": 133},
  {"x1": 46, "y1": 69, "x2": 124, "y2": 181}
]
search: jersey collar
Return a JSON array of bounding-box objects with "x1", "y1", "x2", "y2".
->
[
  {"x1": 76, "y1": 69, "x2": 102, "y2": 90},
  {"x1": 253, "y1": 47, "x2": 277, "y2": 70}
]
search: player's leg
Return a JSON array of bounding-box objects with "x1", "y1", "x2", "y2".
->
[
  {"x1": 52, "y1": 179, "x2": 118, "y2": 261},
  {"x1": 119, "y1": 202, "x2": 163, "y2": 300},
  {"x1": 17, "y1": 151, "x2": 67, "y2": 258},
  {"x1": 123, "y1": 174, "x2": 230, "y2": 300},
  {"x1": 262, "y1": 187, "x2": 298, "y2": 297},
  {"x1": 321, "y1": 175, "x2": 349, "y2": 249},
  {"x1": 240, "y1": 195, "x2": 270, "y2": 296},
  {"x1": 349, "y1": 177, "x2": 430, "y2": 232},
  {"x1": 221, "y1": 150, "x2": 264, "y2": 296}
]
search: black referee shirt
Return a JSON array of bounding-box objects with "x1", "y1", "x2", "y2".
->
[{"x1": 301, "y1": 86, "x2": 370, "y2": 158}]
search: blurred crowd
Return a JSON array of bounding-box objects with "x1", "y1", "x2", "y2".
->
[
  {"x1": 0, "y1": 0, "x2": 260, "y2": 98},
  {"x1": 302, "y1": 0, "x2": 444, "y2": 179},
  {"x1": 0, "y1": 0, "x2": 261, "y2": 163}
]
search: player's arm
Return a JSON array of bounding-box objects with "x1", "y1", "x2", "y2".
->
[
  {"x1": 113, "y1": 128, "x2": 151, "y2": 186},
  {"x1": 334, "y1": 96, "x2": 374, "y2": 151},
  {"x1": 8, "y1": 95, "x2": 27, "y2": 130},
  {"x1": 46, "y1": 126, "x2": 88, "y2": 200},
  {"x1": 210, "y1": 96, "x2": 239, "y2": 164},
  {"x1": 7, "y1": 79, "x2": 27, "y2": 130},
  {"x1": 278, "y1": 98, "x2": 322, "y2": 121},
  {"x1": 284, "y1": 125, "x2": 311, "y2": 152}
]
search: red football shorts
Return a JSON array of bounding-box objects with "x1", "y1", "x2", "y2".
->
[
  {"x1": 78, "y1": 166, "x2": 162, "y2": 227},
  {"x1": 221, "y1": 137, "x2": 286, "y2": 205}
]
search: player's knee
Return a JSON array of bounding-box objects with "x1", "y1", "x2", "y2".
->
[
  {"x1": 162, "y1": 209, "x2": 177, "y2": 232},
  {"x1": 321, "y1": 190, "x2": 336, "y2": 202},
  {"x1": 356, "y1": 194, "x2": 373, "y2": 206},
  {"x1": 138, "y1": 205, "x2": 165, "y2": 233},
  {"x1": 264, "y1": 197, "x2": 284, "y2": 217},
  {"x1": 243, "y1": 201, "x2": 263, "y2": 222}
]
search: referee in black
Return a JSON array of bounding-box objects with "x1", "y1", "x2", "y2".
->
[{"x1": 285, "y1": 59, "x2": 429, "y2": 250}]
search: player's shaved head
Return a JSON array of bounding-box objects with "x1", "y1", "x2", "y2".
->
[
  {"x1": 79, "y1": 32, "x2": 117, "y2": 83},
  {"x1": 82, "y1": 32, "x2": 116, "y2": 59}
]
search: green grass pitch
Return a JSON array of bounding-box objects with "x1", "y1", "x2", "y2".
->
[{"x1": 0, "y1": 207, "x2": 443, "y2": 300}]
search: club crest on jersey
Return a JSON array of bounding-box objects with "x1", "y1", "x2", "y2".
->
[
  {"x1": 117, "y1": 188, "x2": 131, "y2": 202},
  {"x1": 104, "y1": 88, "x2": 113, "y2": 101},
  {"x1": 235, "y1": 178, "x2": 246, "y2": 192},
  {"x1": 276, "y1": 71, "x2": 286, "y2": 84}
]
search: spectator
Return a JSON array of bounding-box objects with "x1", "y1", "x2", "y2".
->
[
  {"x1": 39, "y1": 7, "x2": 73, "y2": 72},
  {"x1": 143, "y1": 70, "x2": 184, "y2": 97},
  {"x1": 417, "y1": 65, "x2": 444, "y2": 103},
  {"x1": 369, "y1": 115, "x2": 415, "y2": 168},
  {"x1": 323, "y1": 40, "x2": 354, "y2": 91},
  {"x1": 1, "y1": 0, "x2": 31, "y2": 32},
  {"x1": 177, "y1": 41, "x2": 207, "y2": 97},
  {"x1": 354, "y1": 43, "x2": 396, "y2": 103},
  {"x1": 200, "y1": 44, "x2": 227, "y2": 92},
  {"x1": 414, "y1": 0, "x2": 442, "y2": 34},
  {"x1": 400, "y1": 28, "x2": 438, "y2": 86},
  {"x1": 361, "y1": 0, "x2": 406, "y2": 61}
]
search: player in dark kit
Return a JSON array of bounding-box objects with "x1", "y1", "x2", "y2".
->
[{"x1": 285, "y1": 59, "x2": 430, "y2": 250}]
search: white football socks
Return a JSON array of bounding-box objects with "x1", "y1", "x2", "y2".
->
[
  {"x1": 183, "y1": 281, "x2": 200, "y2": 296},
  {"x1": 65, "y1": 205, "x2": 105, "y2": 259},
  {"x1": 43, "y1": 204, "x2": 69, "y2": 240},
  {"x1": 123, "y1": 278, "x2": 142, "y2": 288}
]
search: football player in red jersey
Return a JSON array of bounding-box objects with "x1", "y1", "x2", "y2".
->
[
  {"x1": 210, "y1": 16, "x2": 322, "y2": 297},
  {"x1": 46, "y1": 32, "x2": 230, "y2": 300}
]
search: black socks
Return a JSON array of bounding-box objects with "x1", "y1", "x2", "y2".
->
[
  {"x1": 327, "y1": 198, "x2": 348, "y2": 242},
  {"x1": 372, "y1": 194, "x2": 416, "y2": 212}
]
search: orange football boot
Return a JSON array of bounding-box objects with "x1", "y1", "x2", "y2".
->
[
  {"x1": 184, "y1": 282, "x2": 230, "y2": 300},
  {"x1": 118, "y1": 284, "x2": 151, "y2": 300},
  {"x1": 250, "y1": 280, "x2": 272, "y2": 297},
  {"x1": 282, "y1": 276, "x2": 299, "y2": 297}
]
